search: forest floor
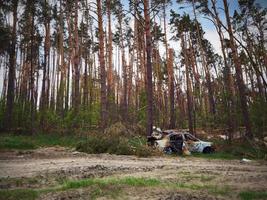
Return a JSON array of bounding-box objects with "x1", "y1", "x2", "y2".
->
[{"x1": 0, "y1": 147, "x2": 267, "y2": 200}]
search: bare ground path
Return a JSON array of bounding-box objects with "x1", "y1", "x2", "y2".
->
[{"x1": 0, "y1": 147, "x2": 267, "y2": 199}]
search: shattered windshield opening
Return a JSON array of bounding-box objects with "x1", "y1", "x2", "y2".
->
[{"x1": 185, "y1": 134, "x2": 199, "y2": 142}]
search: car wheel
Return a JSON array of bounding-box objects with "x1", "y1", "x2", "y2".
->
[
  {"x1": 163, "y1": 147, "x2": 172, "y2": 154},
  {"x1": 203, "y1": 146, "x2": 214, "y2": 154}
]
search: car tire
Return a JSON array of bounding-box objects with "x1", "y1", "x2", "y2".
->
[
  {"x1": 163, "y1": 147, "x2": 172, "y2": 154},
  {"x1": 203, "y1": 146, "x2": 214, "y2": 154}
]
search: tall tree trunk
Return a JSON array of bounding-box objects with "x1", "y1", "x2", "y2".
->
[
  {"x1": 107, "y1": 0, "x2": 113, "y2": 110},
  {"x1": 50, "y1": 48, "x2": 56, "y2": 110},
  {"x1": 73, "y1": 0, "x2": 80, "y2": 112},
  {"x1": 40, "y1": 0, "x2": 50, "y2": 111},
  {"x1": 192, "y1": 0, "x2": 215, "y2": 116},
  {"x1": 66, "y1": 12, "x2": 73, "y2": 112},
  {"x1": 5, "y1": 0, "x2": 18, "y2": 130},
  {"x1": 244, "y1": 28, "x2": 265, "y2": 100},
  {"x1": 167, "y1": 48, "x2": 175, "y2": 128},
  {"x1": 40, "y1": 0, "x2": 51, "y2": 129},
  {"x1": 223, "y1": 0, "x2": 252, "y2": 138},
  {"x1": 181, "y1": 33, "x2": 194, "y2": 135},
  {"x1": 83, "y1": 53, "x2": 89, "y2": 107},
  {"x1": 128, "y1": 53, "x2": 134, "y2": 110},
  {"x1": 118, "y1": 11, "x2": 128, "y2": 119},
  {"x1": 30, "y1": 0, "x2": 36, "y2": 134},
  {"x1": 211, "y1": 0, "x2": 236, "y2": 141},
  {"x1": 144, "y1": 0, "x2": 153, "y2": 136},
  {"x1": 56, "y1": 0, "x2": 65, "y2": 116},
  {"x1": 97, "y1": 0, "x2": 107, "y2": 128}
]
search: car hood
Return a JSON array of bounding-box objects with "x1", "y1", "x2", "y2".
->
[
  {"x1": 198, "y1": 141, "x2": 212, "y2": 146},
  {"x1": 186, "y1": 140, "x2": 213, "y2": 153}
]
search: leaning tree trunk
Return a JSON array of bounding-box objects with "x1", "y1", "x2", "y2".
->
[
  {"x1": 223, "y1": 0, "x2": 252, "y2": 139},
  {"x1": 210, "y1": 0, "x2": 236, "y2": 141},
  {"x1": 192, "y1": 0, "x2": 215, "y2": 116}
]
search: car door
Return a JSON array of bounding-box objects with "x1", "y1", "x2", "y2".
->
[
  {"x1": 169, "y1": 134, "x2": 183, "y2": 152},
  {"x1": 184, "y1": 133, "x2": 201, "y2": 152}
]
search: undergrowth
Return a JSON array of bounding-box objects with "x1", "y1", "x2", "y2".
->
[
  {"x1": 0, "y1": 189, "x2": 38, "y2": 200},
  {"x1": 1, "y1": 176, "x2": 266, "y2": 200},
  {"x1": 192, "y1": 139, "x2": 267, "y2": 160},
  {"x1": 0, "y1": 122, "x2": 158, "y2": 157},
  {"x1": 0, "y1": 134, "x2": 84, "y2": 150},
  {"x1": 76, "y1": 135, "x2": 157, "y2": 157},
  {"x1": 239, "y1": 191, "x2": 267, "y2": 200},
  {"x1": 0, "y1": 176, "x2": 236, "y2": 200}
]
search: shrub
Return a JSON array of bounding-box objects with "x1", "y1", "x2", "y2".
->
[
  {"x1": 239, "y1": 191, "x2": 267, "y2": 200},
  {"x1": 0, "y1": 136, "x2": 36, "y2": 149},
  {"x1": 76, "y1": 129, "x2": 157, "y2": 157},
  {"x1": 76, "y1": 135, "x2": 134, "y2": 155},
  {"x1": 134, "y1": 145, "x2": 156, "y2": 157},
  {"x1": 0, "y1": 189, "x2": 38, "y2": 200},
  {"x1": 250, "y1": 98, "x2": 267, "y2": 137},
  {"x1": 104, "y1": 122, "x2": 133, "y2": 137}
]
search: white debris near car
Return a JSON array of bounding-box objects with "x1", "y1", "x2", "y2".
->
[{"x1": 264, "y1": 136, "x2": 267, "y2": 148}]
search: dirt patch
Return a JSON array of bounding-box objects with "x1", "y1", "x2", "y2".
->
[{"x1": 1, "y1": 147, "x2": 267, "y2": 199}]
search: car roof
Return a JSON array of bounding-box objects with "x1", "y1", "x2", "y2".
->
[
  {"x1": 165, "y1": 132, "x2": 185, "y2": 137},
  {"x1": 164, "y1": 130, "x2": 189, "y2": 135}
]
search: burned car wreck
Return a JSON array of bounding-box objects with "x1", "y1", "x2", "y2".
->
[{"x1": 148, "y1": 128, "x2": 215, "y2": 155}]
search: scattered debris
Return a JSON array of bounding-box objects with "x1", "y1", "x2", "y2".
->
[
  {"x1": 182, "y1": 146, "x2": 191, "y2": 156},
  {"x1": 218, "y1": 135, "x2": 228, "y2": 140},
  {"x1": 151, "y1": 126, "x2": 164, "y2": 139},
  {"x1": 241, "y1": 158, "x2": 252, "y2": 163},
  {"x1": 254, "y1": 137, "x2": 260, "y2": 143},
  {"x1": 264, "y1": 136, "x2": 267, "y2": 148}
]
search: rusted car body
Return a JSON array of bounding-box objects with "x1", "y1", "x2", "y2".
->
[{"x1": 150, "y1": 129, "x2": 215, "y2": 154}]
